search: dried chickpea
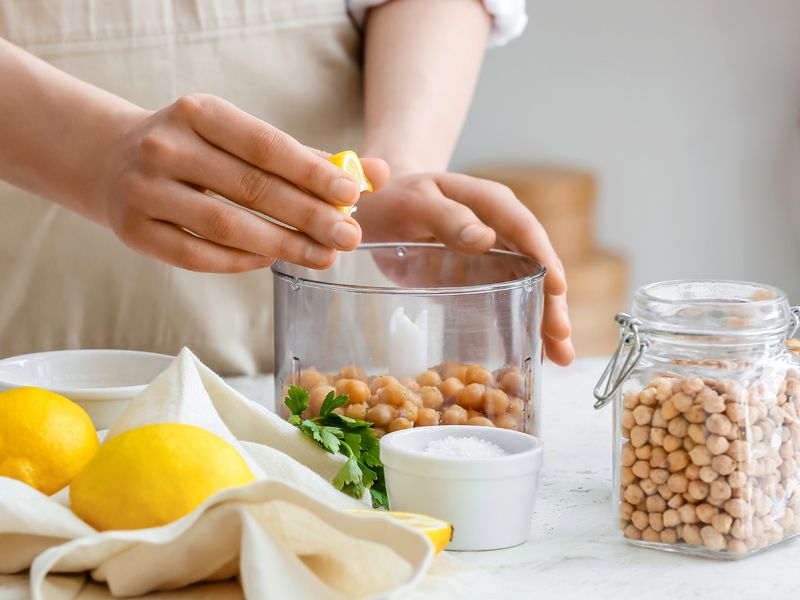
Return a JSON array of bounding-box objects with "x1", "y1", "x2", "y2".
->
[
  {"x1": 632, "y1": 460, "x2": 651, "y2": 479},
  {"x1": 439, "y1": 377, "x2": 465, "y2": 402},
  {"x1": 651, "y1": 409, "x2": 668, "y2": 429},
  {"x1": 640, "y1": 478, "x2": 658, "y2": 496},
  {"x1": 635, "y1": 445, "x2": 653, "y2": 460},
  {"x1": 700, "y1": 388, "x2": 725, "y2": 414},
  {"x1": 671, "y1": 392, "x2": 693, "y2": 413},
  {"x1": 686, "y1": 405, "x2": 707, "y2": 424},
  {"x1": 441, "y1": 405, "x2": 469, "y2": 425},
  {"x1": 706, "y1": 435, "x2": 730, "y2": 456},
  {"x1": 695, "y1": 503, "x2": 717, "y2": 524},
  {"x1": 682, "y1": 377, "x2": 705, "y2": 395},
  {"x1": 706, "y1": 414, "x2": 733, "y2": 437},
  {"x1": 650, "y1": 447, "x2": 668, "y2": 469},
  {"x1": 334, "y1": 379, "x2": 371, "y2": 404},
  {"x1": 649, "y1": 512, "x2": 665, "y2": 532},
  {"x1": 624, "y1": 524, "x2": 642, "y2": 540},
  {"x1": 727, "y1": 470, "x2": 747, "y2": 488},
  {"x1": 667, "y1": 450, "x2": 689, "y2": 472},
  {"x1": 712, "y1": 512, "x2": 733, "y2": 535},
  {"x1": 415, "y1": 408, "x2": 439, "y2": 427},
  {"x1": 650, "y1": 468, "x2": 669, "y2": 485},
  {"x1": 623, "y1": 484, "x2": 645, "y2": 505},
  {"x1": 682, "y1": 524, "x2": 702, "y2": 545},
  {"x1": 724, "y1": 498, "x2": 750, "y2": 519},
  {"x1": 493, "y1": 413, "x2": 521, "y2": 431},
  {"x1": 621, "y1": 466, "x2": 636, "y2": 486},
  {"x1": 699, "y1": 466, "x2": 719, "y2": 483},
  {"x1": 667, "y1": 416, "x2": 689, "y2": 438},
  {"x1": 701, "y1": 526, "x2": 727, "y2": 551},
  {"x1": 663, "y1": 435, "x2": 682, "y2": 453},
  {"x1": 630, "y1": 425, "x2": 650, "y2": 448},
  {"x1": 658, "y1": 483, "x2": 675, "y2": 500},
  {"x1": 620, "y1": 502, "x2": 635, "y2": 519},
  {"x1": 416, "y1": 370, "x2": 442, "y2": 388},
  {"x1": 388, "y1": 417, "x2": 413, "y2": 433},
  {"x1": 367, "y1": 404, "x2": 398, "y2": 427},
  {"x1": 646, "y1": 495, "x2": 667, "y2": 513},
  {"x1": 633, "y1": 405, "x2": 654, "y2": 425},
  {"x1": 667, "y1": 473, "x2": 689, "y2": 494},
  {"x1": 464, "y1": 364, "x2": 493, "y2": 386},
  {"x1": 457, "y1": 383, "x2": 486, "y2": 410},
  {"x1": 631, "y1": 510, "x2": 649, "y2": 530},
  {"x1": 687, "y1": 423, "x2": 707, "y2": 445},
  {"x1": 711, "y1": 454, "x2": 736, "y2": 476},
  {"x1": 688, "y1": 480, "x2": 710, "y2": 501},
  {"x1": 685, "y1": 463, "x2": 701, "y2": 481},
  {"x1": 663, "y1": 509, "x2": 681, "y2": 528},
  {"x1": 660, "y1": 528, "x2": 678, "y2": 544},
  {"x1": 688, "y1": 445, "x2": 712, "y2": 466},
  {"x1": 418, "y1": 386, "x2": 444, "y2": 410},
  {"x1": 668, "y1": 494, "x2": 686, "y2": 509},
  {"x1": 727, "y1": 440, "x2": 750, "y2": 461},
  {"x1": 642, "y1": 527, "x2": 661, "y2": 542},
  {"x1": 344, "y1": 403, "x2": 367, "y2": 420},
  {"x1": 660, "y1": 399, "x2": 679, "y2": 421},
  {"x1": 679, "y1": 503, "x2": 699, "y2": 524},
  {"x1": 483, "y1": 388, "x2": 510, "y2": 415}
]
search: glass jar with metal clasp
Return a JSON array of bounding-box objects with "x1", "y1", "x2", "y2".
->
[{"x1": 593, "y1": 280, "x2": 800, "y2": 558}]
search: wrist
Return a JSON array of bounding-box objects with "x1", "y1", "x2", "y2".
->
[{"x1": 359, "y1": 130, "x2": 449, "y2": 176}]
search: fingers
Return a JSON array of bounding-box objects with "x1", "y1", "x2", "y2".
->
[
  {"x1": 172, "y1": 94, "x2": 360, "y2": 207},
  {"x1": 121, "y1": 219, "x2": 275, "y2": 273},
  {"x1": 170, "y1": 143, "x2": 362, "y2": 251},
  {"x1": 144, "y1": 182, "x2": 337, "y2": 269},
  {"x1": 360, "y1": 157, "x2": 391, "y2": 191},
  {"x1": 434, "y1": 173, "x2": 567, "y2": 297},
  {"x1": 542, "y1": 292, "x2": 575, "y2": 366}
]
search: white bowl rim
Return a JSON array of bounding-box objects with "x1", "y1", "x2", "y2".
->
[
  {"x1": 380, "y1": 425, "x2": 543, "y2": 480},
  {"x1": 0, "y1": 349, "x2": 174, "y2": 398}
]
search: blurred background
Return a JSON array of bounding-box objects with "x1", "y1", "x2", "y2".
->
[{"x1": 451, "y1": 0, "x2": 800, "y2": 355}]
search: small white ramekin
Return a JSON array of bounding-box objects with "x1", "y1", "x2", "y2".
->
[
  {"x1": 0, "y1": 349, "x2": 173, "y2": 429},
  {"x1": 380, "y1": 425, "x2": 543, "y2": 551}
]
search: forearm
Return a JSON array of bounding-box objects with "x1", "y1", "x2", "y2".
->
[
  {"x1": 0, "y1": 38, "x2": 144, "y2": 223},
  {"x1": 359, "y1": 0, "x2": 491, "y2": 174}
]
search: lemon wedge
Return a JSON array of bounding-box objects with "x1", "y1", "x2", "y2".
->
[
  {"x1": 345, "y1": 508, "x2": 453, "y2": 555},
  {"x1": 327, "y1": 150, "x2": 373, "y2": 216}
]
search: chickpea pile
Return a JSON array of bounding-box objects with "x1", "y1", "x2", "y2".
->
[
  {"x1": 287, "y1": 361, "x2": 530, "y2": 437},
  {"x1": 619, "y1": 371, "x2": 800, "y2": 555}
]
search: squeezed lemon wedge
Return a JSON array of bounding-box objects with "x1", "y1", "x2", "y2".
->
[
  {"x1": 328, "y1": 150, "x2": 373, "y2": 216},
  {"x1": 344, "y1": 508, "x2": 453, "y2": 555}
]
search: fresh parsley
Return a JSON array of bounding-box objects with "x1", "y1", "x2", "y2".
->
[{"x1": 284, "y1": 385, "x2": 388, "y2": 509}]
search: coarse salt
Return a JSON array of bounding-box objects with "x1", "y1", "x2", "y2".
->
[{"x1": 422, "y1": 435, "x2": 508, "y2": 458}]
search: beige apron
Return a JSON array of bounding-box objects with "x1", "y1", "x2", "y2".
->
[{"x1": 0, "y1": 0, "x2": 363, "y2": 375}]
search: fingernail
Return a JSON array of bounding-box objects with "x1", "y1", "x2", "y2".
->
[
  {"x1": 330, "y1": 177, "x2": 358, "y2": 203},
  {"x1": 459, "y1": 224, "x2": 491, "y2": 245},
  {"x1": 305, "y1": 245, "x2": 332, "y2": 267},
  {"x1": 332, "y1": 221, "x2": 358, "y2": 249}
]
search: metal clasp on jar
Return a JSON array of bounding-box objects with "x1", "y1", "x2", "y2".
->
[{"x1": 592, "y1": 313, "x2": 649, "y2": 409}]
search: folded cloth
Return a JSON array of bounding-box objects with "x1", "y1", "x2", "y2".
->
[{"x1": 0, "y1": 348, "x2": 432, "y2": 599}]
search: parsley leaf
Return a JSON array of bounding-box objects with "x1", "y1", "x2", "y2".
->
[{"x1": 283, "y1": 385, "x2": 389, "y2": 509}]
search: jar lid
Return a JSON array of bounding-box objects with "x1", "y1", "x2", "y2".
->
[{"x1": 632, "y1": 279, "x2": 794, "y2": 338}]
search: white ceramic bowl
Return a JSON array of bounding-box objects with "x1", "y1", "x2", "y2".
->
[
  {"x1": 380, "y1": 425, "x2": 543, "y2": 551},
  {"x1": 0, "y1": 349, "x2": 174, "y2": 429}
]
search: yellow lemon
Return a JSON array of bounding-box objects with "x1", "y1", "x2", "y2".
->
[
  {"x1": 0, "y1": 387, "x2": 99, "y2": 495},
  {"x1": 345, "y1": 509, "x2": 453, "y2": 555},
  {"x1": 70, "y1": 423, "x2": 255, "y2": 531},
  {"x1": 327, "y1": 150, "x2": 373, "y2": 216}
]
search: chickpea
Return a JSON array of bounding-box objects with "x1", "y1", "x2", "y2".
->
[
  {"x1": 441, "y1": 405, "x2": 469, "y2": 425},
  {"x1": 667, "y1": 450, "x2": 689, "y2": 472},
  {"x1": 706, "y1": 435, "x2": 729, "y2": 456},
  {"x1": 660, "y1": 528, "x2": 678, "y2": 544},
  {"x1": 663, "y1": 435, "x2": 682, "y2": 453},
  {"x1": 344, "y1": 403, "x2": 367, "y2": 420},
  {"x1": 298, "y1": 368, "x2": 326, "y2": 389},
  {"x1": 727, "y1": 470, "x2": 748, "y2": 488},
  {"x1": 727, "y1": 539, "x2": 748, "y2": 555},
  {"x1": 398, "y1": 400, "x2": 419, "y2": 423},
  {"x1": 623, "y1": 484, "x2": 645, "y2": 505},
  {"x1": 388, "y1": 417, "x2": 414, "y2": 433},
  {"x1": 667, "y1": 473, "x2": 689, "y2": 494},
  {"x1": 685, "y1": 405, "x2": 707, "y2": 424},
  {"x1": 688, "y1": 480, "x2": 710, "y2": 501},
  {"x1": 685, "y1": 463, "x2": 700, "y2": 481},
  {"x1": 415, "y1": 408, "x2": 440, "y2": 427},
  {"x1": 724, "y1": 498, "x2": 750, "y2": 519},
  {"x1": 633, "y1": 405, "x2": 654, "y2": 426},
  {"x1": 663, "y1": 509, "x2": 681, "y2": 528},
  {"x1": 687, "y1": 423, "x2": 707, "y2": 445},
  {"x1": 650, "y1": 447, "x2": 668, "y2": 469},
  {"x1": 624, "y1": 524, "x2": 642, "y2": 540},
  {"x1": 651, "y1": 409, "x2": 668, "y2": 429},
  {"x1": 500, "y1": 368, "x2": 524, "y2": 396},
  {"x1": 649, "y1": 512, "x2": 665, "y2": 532},
  {"x1": 658, "y1": 484, "x2": 675, "y2": 500},
  {"x1": 701, "y1": 526, "x2": 727, "y2": 551},
  {"x1": 367, "y1": 404, "x2": 398, "y2": 427},
  {"x1": 640, "y1": 478, "x2": 658, "y2": 496},
  {"x1": 400, "y1": 377, "x2": 421, "y2": 392},
  {"x1": 334, "y1": 379, "x2": 371, "y2": 404},
  {"x1": 370, "y1": 375, "x2": 399, "y2": 393},
  {"x1": 493, "y1": 413, "x2": 521, "y2": 431},
  {"x1": 727, "y1": 440, "x2": 750, "y2": 461},
  {"x1": 646, "y1": 495, "x2": 667, "y2": 513},
  {"x1": 339, "y1": 364, "x2": 367, "y2": 381},
  {"x1": 621, "y1": 467, "x2": 636, "y2": 486},
  {"x1": 660, "y1": 399, "x2": 679, "y2": 421},
  {"x1": 620, "y1": 502, "x2": 635, "y2": 519},
  {"x1": 678, "y1": 504, "x2": 699, "y2": 524},
  {"x1": 682, "y1": 377, "x2": 705, "y2": 395},
  {"x1": 418, "y1": 386, "x2": 444, "y2": 410},
  {"x1": 635, "y1": 445, "x2": 653, "y2": 460},
  {"x1": 667, "y1": 416, "x2": 689, "y2": 438},
  {"x1": 377, "y1": 382, "x2": 411, "y2": 407},
  {"x1": 630, "y1": 510, "x2": 648, "y2": 530},
  {"x1": 483, "y1": 388, "x2": 510, "y2": 415},
  {"x1": 642, "y1": 527, "x2": 661, "y2": 542},
  {"x1": 507, "y1": 397, "x2": 525, "y2": 420},
  {"x1": 696, "y1": 503, "x2": 718, "y2": 524},
  {"x1": 466, "y1": 409, "x2": 483, "y2": 421},
  {"x1": 464, "y1": 364, "x2": 493, "y2": 386},
  {"x1": 699, "y1": 466, "x2": 719, "y2": 483},
  {"x1": 671, "y1": 392, "x2": 693, "y2": 413},
  {"x1": 416, "y1": 370, "x2": 442, "y2": 388},
  {"x1": 439, "y1": 377, "x2": 465, "y2": 402},
  {"x1": 712, "y1": 512, "x2": 733, "y2": 535},
  {"x1": 689, "y1": 444, "x2": 712, "y2": 466},
  {"x1": 468, "y1": 416, "x2": 495, "y2": 427},
  {"x1": 655, "y1": 380, "x2": 675, "y2": 402},
  {"x1": 308, "y1": 385, "x2": 335, "y2": 418},
  {"x1": 711, "y1": 454, "x2": 736, "y2": 476},
  {"x1": 650, "y1": 468, "x2": 669, "y2": 485},
  {"x1": 706, "y1": 414, "x2": 733, "y2": 437},
  {"x1": 457, "y1": 383, "x2": 486, "y2": 410},
  {"x1": 682, "y1": 524, "x2": 702, "y2": 545},
  {"x1": 699, "y1": 388, "x2": 725, "y2": 414},
  {"x1": 630, "y1": 425, "x2": 650, "y2": 448},
  {"x1": 632, "y1": 460, "x2": 651, "y2": 479},
  {"x1": 668, "y1": 494, "x2": 686, "y2": 509}
]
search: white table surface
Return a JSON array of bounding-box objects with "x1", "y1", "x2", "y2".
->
[{"x1": 3, "y1": 358, "x2": 800, "y2": 599}]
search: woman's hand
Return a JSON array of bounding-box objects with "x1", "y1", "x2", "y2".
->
[
  {"x1": 355, "y1": 172, "x2": 574, "y2": 366},
  {"x1": 94, "y1": 94, "x2": 389, "y2": 272}
]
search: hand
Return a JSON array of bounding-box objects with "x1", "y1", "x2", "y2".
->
[
  {"x1": 355, "y1": 172, "x2": 574, "y2": 366},
  {"x1": 93, "y1": 93, "x2": 390, "y2": 272}
]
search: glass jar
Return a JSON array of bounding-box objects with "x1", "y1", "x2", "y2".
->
[
  {"x1": 594, "y1": 280, "x2": 800, "y2": 558},
  {"x1": 272, "y1": 243, "x2": 545, "y2": 436}
]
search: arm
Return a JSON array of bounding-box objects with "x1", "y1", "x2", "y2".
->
[
  {"x1": 355, "y1": 0, "x2": 574, "y2": 365},
  {"x1": 0, "y1": 38, "x2": 388, "y2": 272}
]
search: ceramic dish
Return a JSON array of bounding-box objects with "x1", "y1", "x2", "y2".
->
[
  {"x1": 0, "y1": 349, "x2": 173, "y2": 429},
  {"x1": 380, "y1": 425, "x2": 543, "y2": 551}
]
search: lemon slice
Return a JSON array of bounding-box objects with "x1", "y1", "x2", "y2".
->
[
  {"x1": 345, "y1": 508, "x2": 453, "y2": 555},
  {"x1": 328, "y1": 150, "x2": 373, "y2": 216}
]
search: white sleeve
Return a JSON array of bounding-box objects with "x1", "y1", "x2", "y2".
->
[{"x1": 347, "y1": 0, "x2": 528, "y2": 48}]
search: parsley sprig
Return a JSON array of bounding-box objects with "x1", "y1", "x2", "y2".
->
[{"x1": 284, "y1": 385, "x2": 388, "y2": 509}]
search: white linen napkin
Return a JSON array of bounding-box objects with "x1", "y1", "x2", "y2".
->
[{"x1": 0, "y1": 348, "x2": 432, "y2": 599}]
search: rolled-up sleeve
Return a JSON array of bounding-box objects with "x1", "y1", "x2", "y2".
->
[{"x1": 347, "y1": 0, "x2": 528, "y2": 47}]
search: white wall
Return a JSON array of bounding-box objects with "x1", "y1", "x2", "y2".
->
[{"x1": 452, "y1": 0, "x2": 800, "y2": 303}]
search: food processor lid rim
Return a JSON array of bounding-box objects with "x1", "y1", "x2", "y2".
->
[{"x1": 271, "y1": 243, "x2": 546, "y2": 295}]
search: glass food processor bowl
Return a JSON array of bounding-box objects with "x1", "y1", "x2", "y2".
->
[{"x1": 272, "y1": 243, "x2": 545, "y2": 437}]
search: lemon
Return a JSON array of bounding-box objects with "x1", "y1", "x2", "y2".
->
[
  {"x1": 345, "y1": 509, "x2": 453, "y2": 555},
  {"x1": 70, "y1": 423, "x2": 255, "y2": 531},
  {"x1": 0, "y1": 387, "x2": 99, "y2": 495},
  {"x1": 327, "y1": 150, "x2": 373, "y2": 216}
]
